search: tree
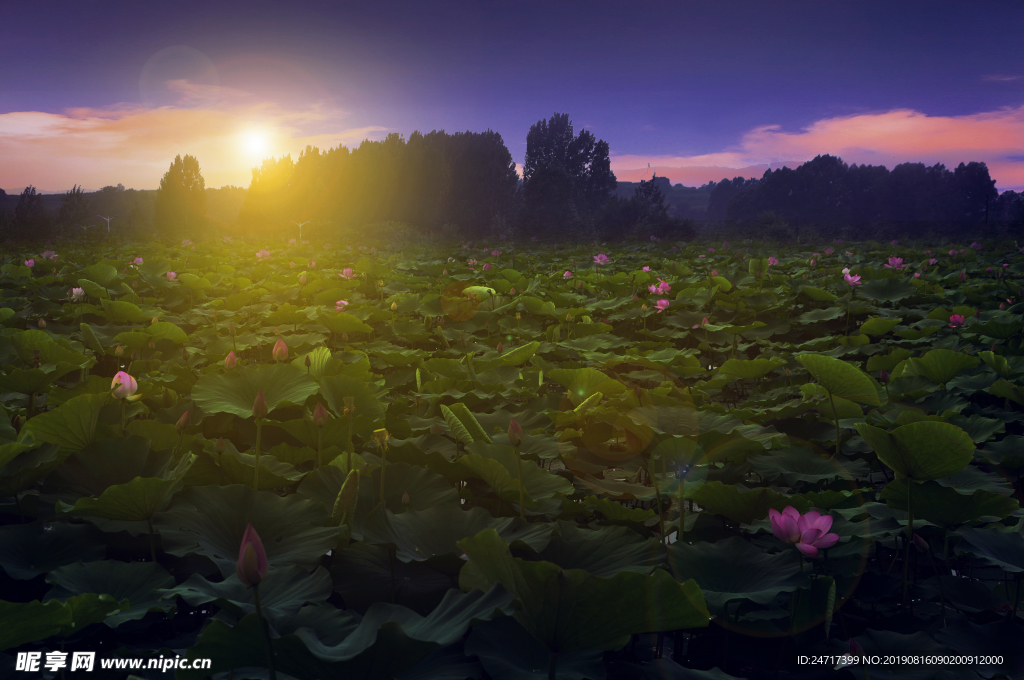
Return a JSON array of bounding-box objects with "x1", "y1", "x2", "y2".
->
[
  {"x1": 15, "y1": 185, "x2": 48, "y2": 233},
  {"x1": 155, "y1": 154, "x2": 207, "y2": 236},
  {"x1": 58, "y1": 184, "x2": 92, "y2": 229},
  {"x1": 521, "y1": 113, "x2": 616, "y2": 236}
]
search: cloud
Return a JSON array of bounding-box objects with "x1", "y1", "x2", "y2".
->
[
  {"x1": 982, "y1": 74, "x2": 1022, "y2": 82},
  {"x1": 611, "y1": 106, "x2": 1024, "y2": 191},
  {"x1": 0, "y1": 82, "x2": 388, "y2": 191}
]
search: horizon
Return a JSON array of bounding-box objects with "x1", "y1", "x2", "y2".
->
[{"x1": 2, "y1": 1, "x2": 1023, "y2": 192}]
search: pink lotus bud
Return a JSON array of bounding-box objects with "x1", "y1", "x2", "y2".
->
[
  {"x1": 879, "y1": 370, "x2": 889, "y2": 384},
  {"x1": 508, "y1": 418, "x2": 523, "y2": 447},
  {"x1": 913, "y1": 533, "x2": 929, "y2": 553},
  {"x1": 236, "y1": 523, "x2": 268, "y2": 587},
  {"x1": 312, "y1": 402, "x2": 330, "y2": 428},
  {"x1": 215, "y1": 437, "x2": 225, "y2": 453},
  {"x1": 111, "y1": 371, "x2": 138, "y2": 399},
  {"x1": 38, "y1": 318, "x2": 46, "y2": 328},
  {"x1": 299, "y1": 275, "x2": 307, "y2": 284},
  {"x1": 225, "y1": 351, "x2": 237, "y2": 370},
  {"x1": 402, "y1": 491, "x2": 411, "y2": 507},
  {"x1": 272, "y1": 338, "x2": 288, "y2": 362},
  {"x1": 253, "y1": 390, "x2": 268, "y2": 419},
  {"x1": 496, "y1": 342, "x2": 503, "y2": 354},
  {"x1": 175, "y1": 410, "x2": 190, "y2": 434},
  {"x1": 115, "y1": 345, "x2": 124, "y2": 357}
]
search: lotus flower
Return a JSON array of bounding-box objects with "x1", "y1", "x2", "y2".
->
[
  {"x1": 648, "y1": 284, "x2": 659, "y2": 293},
  {"x1": 824, "y1": 247, "x2": 834, "y2": 255},
  {"x1": 655, "y1": 299, "x2": 670, "y2": 313},
  {"x1": 69, "y1": 287, "x2": 85, "y2": 300},
  {"x1": 175, "y1": 410, "x2": 190, "y2": 434},
  {"x1": 948, "y1": 314, "x2": 965, "y2": 328},
  {"x1": 236, "y1": 523, "x2": 268, "y2": 587},
  {"x1": 335, "y1": 299, "x2": 349, "y2": 312},
  {"x1": 928, "y1": 258, "x2": 938, "y2": 265},
  {"x1": 483, "y1": 262, "x2": 491, "y2": 271},
  {"x1": 593, "y1": 253, "x2": 609, "y2": 265},
  {"x1": 960, "y1": 271, "x2": 966, "y2": 282},
  {"x1": 883, "y1": 256, "x2": 907, "y2": 269},
  {"x1": 111, "y1": 371, "x2": 138, "y2": 399},
  {"x1": 769, "y1": 506, "x2": 839, "y2": 558},
  {"x1": 181, "y1": 239, "x2": 192, "y2": 247},
  {"x1": 312, "y1": 402, "x2": 330, "y2": 427},
  {"x1": 707, "y1": 247, "x2": 715, "y2": 253},
  {"x1": 253, "y1": 390, "x2": 269, "y2": 419},
  {"x1": 272, "y1": 338, "x2": 288, "y2": 362},
  {"x1": 340, "y1": 268, "x2": 355, "y2": 279},
  {"x1": 491, "y1": 249, "x2": 501, "y2": 257},
  {"x1": 508, "y1": 418, "x2": 523, "y2": 447},
  {"x1": 24, "y1": 259, "x2": 34, "y2": 268},
  {"x1": 256, "y1": 249, "x2": 270, "y2": 260},
  {"x1": 767, "y1": 256, "x2": 779, "y2": 266},
  {"x1": 225, "y1": 351, "x2": 237, "y2": 370},
  {"x1": 563, "y1": 270, "x2": 572, "y2": 279},
  {"x1": 844, "y1": 273, "x2": 862, "y2": 286},
  {"x1": 166, "y1": 271, "x2": 177, "y2": 281},
  {"x1": 642, "y1": 266, "x2": 651, "y2": 272},
  {"x1": 289, "y1": 239, "x2": 296, "y2": 245}
]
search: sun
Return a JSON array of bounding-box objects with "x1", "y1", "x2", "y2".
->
[{"x1": 241, "y1": 130, "x2": 268, "y2": 156}]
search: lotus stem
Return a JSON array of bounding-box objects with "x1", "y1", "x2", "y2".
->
[
  {"x1": 253, "y1": 584, "x2": 277, "y2": 680},
  {"x1": 515, "y1": 445, "x2": 525, "y2": 520},
  {"x1": 829, "y1": 392, "x2": 840, "y2": 458},
  {"x1": 254, "y1": 419, "x2": 262, "y2": 490}
]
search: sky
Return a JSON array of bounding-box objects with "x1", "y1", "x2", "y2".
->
[{"x1": 2, "y1": 0, "x2": 1023, "y2": 193}]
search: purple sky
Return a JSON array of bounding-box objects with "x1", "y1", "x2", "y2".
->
[{"x1": 2, "y1": 0, "x2": 1023, "y2": 191}]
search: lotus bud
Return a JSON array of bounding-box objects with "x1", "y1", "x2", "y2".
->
[
  {"x1": 148, "y1": 341, "x2": 156, "y2": 349},
  {"x1": 225, "y1": 351, "x2": 237, "y2": 370},
  {"x1": 913, "y1": 533, "x2": 929, "y2": 553},
  {"x1": 132, "y1": 279, "x2": 139, "y2": 289},
  {"x1": 642, "y1": 303, "x2": 648, "y2": 311},
  {"x1": 1000, "y1": 302, "x2": 1006, "y2": 310},
  {"x1": 111, "y1": 371, "x2": 138, "y2": 399},
  {"x1": 305, "y1": 354, "x2": 312, "y2": 368},
  {"x1": 312, "y1": 402, "x2": 330, "y2": 428},
  {"x1": 342, "y1": 332, "x2": 349, "y2": 342},
  {"x1": 253, "y1": 390, "x2": 269, "y2": 419},
  {"x1": 175, "y1": 410, "x2": 190, "y2": 434},
  {"x1": 236, "y1": 523, "x2": 268, "y2": 587},
  {"x1": 152, "y1": 316, "x2": 159, "y2": 325},
  {"x1": 496, "y1": 342, "x2": 503, "y2": 353},
  {"x1": 215, "y1": 437, "x2": 225, "y2": 453},
  {"x1": 38, "y1": 318, "x2": 46, "y2": 328},
  {"x1": 343, "y1": 396, "x2": 355, "y2": 418},
  {"x1": 515, "y1": 312, "x2": 521, "y2": 320},
  {"x1": 390, "y1": 301, "x2": 397, "y2": 311},
  {"x1": 879, "y1": 369, "x2": 889, "y2": 384},
  {"x1": 507, "y1": 418, "x2": 523, "y2": 447},
  {"x1": 402, "y1": 491, "x2": 411, "y2": 507},
  {"x1": 274, "y1": 327, "x2": 279, "y2": 335},
  {"x1": 115, "y1": 345, "x2": 124, "y2": 357},
  {"x1": 332, "y1": 469, "x2": 360, "y2": 525},
  {"x1": 509, "y1": 287, "x2": 516, "y2": 295},
  {"x1": 299, "y1": 274, "x2": 307, "y2": 284},
  {"x1": 272, "y1": 338, "x2": 288, "y2": 362}
]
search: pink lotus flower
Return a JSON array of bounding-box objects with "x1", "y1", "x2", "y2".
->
[
  {"x1": 593, "y1": 253, "x2": 609, "y2": 265},
  {"x1": 223, "y1": 236, "x2": 233, "y2": 243},
  {"x1": 970, "y1": 241, "x2": 982, "y2": 250},
  {"x1": 824, "y1": 248, "x2": 834, "y2": 255},
  {"x1": 483, "y1": 262, "x2": 491, "y2": 271},
  {"x1": 648, "y1": 284, "x2": 658, "y2": 293},
  {"x1": 563, "y1": 270, "x2": 572, "y2": 279},
  {"x1": 182, "y1": 239, "x2": 193, "y2": 247},
  {"x1": 767, "y1": 256, "x2": 779, "y2": 266},
  {"x1": 642, "y1": 266, "x2": 650, "y2": 272},
  {"x1": 272, "y1": 338, "x2": 288, "y2": 362},
  {"x1": 844, "y1": 273, "x2": 862, "y2": 286},
  {"x1": 929, "y1": 258, "x2": 938, "y2": 265},
  {"x1": 236, "y1": 523, "x2": 268, "y2": 587},
  {"x1": 225, "y1": 351, "x2": 237, "y2": 370},
  {"x1": 698, "y1": 254, "x2": 706, "y2": 258},
  {"x1": 299, "y1": 275, "x2": 306, "y2": 284},
  {"x1": 914, "y1": 272, "x2": 921, "y2": 278},
  {"x1": 654, "y1": 299, "x2": 670, "y2": 313},
  {"x1": 711, "y1": 269, "x2": 718, "y2": 276},
  {"x1": 256, "y1": 249, "x2": 270, "y2": 260},
  {"x1": 948, "y1": 314, "x2": 965, "y2": 328},
  {"x1": 491, "y1": 249, "x2": 502, "y2": 257},
  {"x1": 339, "y1": 268, "x2": 355, "y2": 279},
  {"x1": 133, "y1": 257, "x2": 144, "y2": 265},
  {"x1": 309, "y1": 260, "x2": 316, "y2": 268},
  {"x1": 809, "y1": 259, "x2": 817, "y2": 266},
  {"x1": 722, "y1": 241, "x2": 730, "y2": 249},
  {"x1": 960, "y1": 271, "x2": 966, "y2": 282},
  {"x1": 890, "y1": 240, "x2": 899, "y2": 246},
  {"x1": 111, "y1": 371, "x2": 138, "y2": 399},
  {"x1": 69, "y1": 287, "x2": 85, "y2": 300},
  {"x1": 24, "y1": 259, "x2": 34, "y2": 268},
  {"x1": 335, "y1": 299, "x2": 349, "y2": 312},
  {"x1": 290, "y1": 261, "x2": 295, "y2": 268},
  {"x1": 166, "y1": 271, "x2": 177, "y2": 281},
  {"x1": 41, "y1": 250, "x2": 56, "y2": 260},
  {"x1": 769, "y1": 506, "x2": 839, "y2": 558},
  {"x1": 288, "y1": 239, "x2": 296, "y2": 245},
  {"x1": 656, "y1": 279, "x2": 671, "y2": 294},
  {"x1": 467, "y1": 259, "x2": 477, "y2": 266},
  {"x1": 884, "y1": 256, "x2": 907, "y2": 269},
  {"x1": 949, "y1": 249, "x2": 958, "y2": 256}
]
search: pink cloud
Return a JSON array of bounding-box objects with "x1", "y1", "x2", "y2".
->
[
  {"x1": 612, "y1": 106, "x2": 1024, "y2": 191},
  {"x1": 0, "y1": 82, "x2": 388, "y2": 191}
]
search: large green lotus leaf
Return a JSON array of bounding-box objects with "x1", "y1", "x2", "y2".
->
[
  {"x1": 320, "y1": 311, "x2": 374, "y2": 335},
  {"x1": 717, "y1": 357, "x2": 784, "y2": 380},
  {"x1": 68, "y1": 476, "x2": 182, "y2": 522},
  {"x1": 989, "y1": 379, "x2": 1024, "y2": 406},
  {"x1": 490, "y1": 341, "x2": 541, "y2": 367},
  {"x1": 857, "y1": 277, "x2": 916, "y2": 302},
  {"x1": 460, "y1": 443, "x2": 574, "y2": 511},
  {"x1": 290, "y1": 346, "x2": 333, "y2": 382},
  {"x1": 690, "y1": 481, "x2": 809, "y2": 525},
  {"x1": 192, "y1": 364, "x2": 320, "y2": 418},
  {"x1": 533, "y1": 521, "x2": 663, "y2": 578},
  {"x1": 155, "y1": 484, "x2": 340, "y2": 577},
  {"x1": 903, "y1": 348, "x2": 980, "y2": 385},
  {"x1": 667, "y1": 536, "x2": 803, "y2": 613},
  {"x1": 0, "y1": 367, "x2": 68, "y2": 394},
  {"x1": 0, "y1": 598, "x2": 72, "y2": 650},
  {"x1": 955, "y1": 526, "x2": 1024, "y2": 572},
  {"x1": 45, "y1": 560, "x2": 175, "y2": 627},
  {"x1": 367, "y1": 462, "x2": 459, "y2": 513},
  {"x1": 219, "y1": 448, "x2": 304, "y2": 490},
  {"x1": 458, "y1": 529, "x2": 709, "y2": 653},
  {"x1": 361, "y1": 503, "x2": 553, "y2": 563},
  {"x1": 0, "y1": 440, "x2": 36, "y2": 469},
  {"x1": 979, "y1": 350, "x2": 1024, "y2": 378},
  {"x1": 800, "y1": 285, "x2": 838, "y2": 302},
  {"x1": 82, "y1": 263, "x2": 119, "y2": 287},
  {"x1": 937, "y1": 465, "x2": 1015, "y2": 495},
  {"x1": 749, "y1": 448, "x2": 869, "y2": 485},
  {"x1": 855, "y1": 421, "x2": 973, "y2": 480},
  {"x1": 972, "y1": 318, "x2": 1024, "y2": 340},
  {"x1": 18, "y1": 392, "x2": 107, "y2": 454},
  {"x1": 866, "y1": 348, "x2": 913, "y2": 372},
  {"x1": 330, "y1": 542, "x2": 459, "y2": 615},
  {"x1": 464, "y1": 616, "x2": 606, "y2": 680},
  {"x1": 320, "y1": 374, "x2": 386, "y2": 428},
  {"x1": 797, "y1": 307, "x2": 844, "y2": 323},
  {"x1": 47, "y1": 435, "x2": 171, "y2": 496},
  {"x1": 147, "y1": 321, "x2": 188, "y2": 344},
  {"x1": 880, "y1": 478, "x2": 1019, "y2": 528},
  {"x1": 100, "y1": 299, "x2": 150, "y2": 324},
  {"x1": 797, "y1": 354, "x2": 880, "y2": 405},
  {"x1": 859, "y1": 317, "x2": 902, "y2": 337},
  {"x1": 583, "y1": 495, "x2": 656, "y2": 524},
  {"x1": 158, "y1": 565, "x2": 331, "y2": 624},
  {"x1": 78, "y1": 278, "x2": 109, "y2": 299},
  {"x1": 10, "y1": 329, "x2": 91, "y2": 366},
  {"x1": 546, "y1": 368, "x2": 627, "y2": 406},
  {"x1": 0, "y1": 520, "x2": 105, "y2": 580}
]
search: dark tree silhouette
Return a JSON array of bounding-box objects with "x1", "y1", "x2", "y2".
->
[
  {"x1": 15, "y1": 186, "x2": 49, "y2": 233},
  {"x1": 155, "y1": 154, "x2": 207, "y2": 237},
  {"x1": 58, "y1": 184, "x2": 92, "y2": 230}
]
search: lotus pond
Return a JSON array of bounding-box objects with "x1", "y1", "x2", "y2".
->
[{"x1": 1, "y1": 237, "x2": 1023, "y2": 679}]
